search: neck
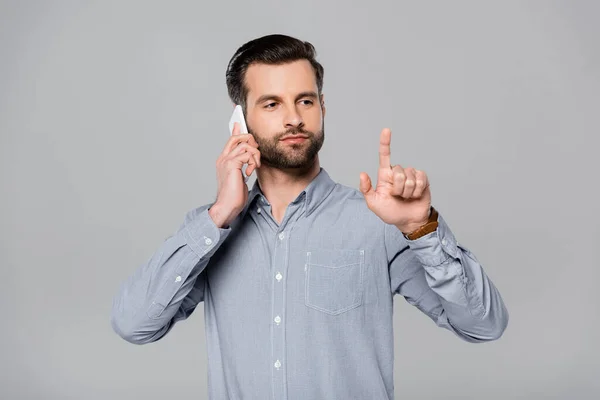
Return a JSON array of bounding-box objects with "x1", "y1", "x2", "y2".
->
[{"x1": 255, "y1": 157, "x2": 321, "y2": 214}]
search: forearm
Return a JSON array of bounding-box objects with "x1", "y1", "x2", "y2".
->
[
  {"x1": 406, "y1": 213, "x2": 509, "y2": 341},
  {"x1": 110, "y1": 206, "x2": 230, "y2": 344}
]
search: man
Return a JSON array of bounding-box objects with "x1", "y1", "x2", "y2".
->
[{"x1": 111, "y1": 34, "x2": 508, "y2": 399}]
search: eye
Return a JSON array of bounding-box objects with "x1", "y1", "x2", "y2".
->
[
  {"x1": 264, "y1": 102, "x2": 277, "y2": 109},
  {"x1": 300, "y1": 99, "x2": 314, "y2": 106}
]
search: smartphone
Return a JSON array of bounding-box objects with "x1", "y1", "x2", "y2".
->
[
  {"x1": 229, "y1": 104, "x2": 248, "y2": 135},
  {"x1": 228, "y1": 105, "x2": 251, "y2": 182}
]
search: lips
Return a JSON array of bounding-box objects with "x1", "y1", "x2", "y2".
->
[{"x1": 280, "y1": 135, "x2": 308, "y2": 141}]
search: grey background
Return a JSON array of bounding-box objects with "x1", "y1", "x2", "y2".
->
[{"x1": 1, "y1": 1, "x2": 598, "y2": 399}]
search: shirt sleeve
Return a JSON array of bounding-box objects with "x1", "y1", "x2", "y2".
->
[
  {"x1": 110, "y1": 204, "x2": 231, "y2": 344},
  {"x1": 385, "y1": 210, "x2": 509, "y2": 343}
]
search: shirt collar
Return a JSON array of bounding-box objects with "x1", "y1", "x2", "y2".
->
[{"x1": 245, "y1": 167, "x2": 337, "y2": 218}]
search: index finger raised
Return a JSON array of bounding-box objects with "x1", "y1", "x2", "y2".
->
[{"x1": 379, "y1": 128, "x2": 392, "y2": 169}]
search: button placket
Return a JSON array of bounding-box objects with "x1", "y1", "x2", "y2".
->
[{"x1": 271, "y1": 230, "x2": 287, "y2": 396}]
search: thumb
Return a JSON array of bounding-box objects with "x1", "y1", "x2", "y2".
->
[{"x1": 359, "y1": 172, "x2": 374, "y2": 197}]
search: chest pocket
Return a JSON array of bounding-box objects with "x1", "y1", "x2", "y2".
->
[{"x1": 305, "y1": 248, "x2": 365, "y2": 315}]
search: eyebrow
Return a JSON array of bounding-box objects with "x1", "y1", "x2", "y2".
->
[{"x1": 254, "y1": 91, "x2": 318, "y2": 106}]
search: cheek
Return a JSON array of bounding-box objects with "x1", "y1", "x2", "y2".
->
[
  {"x1": 258, "y1": 116, "x2": 284, "y2": 136},
  {"x1": 248, "y1": 118, "x2": 278, "y2": 140},
  {"x1": 248, "y1": 110, "x2": 268, "y2": 127},
  {"x1": 307, "y1": 106, "x2": 323, "y2": 122}
]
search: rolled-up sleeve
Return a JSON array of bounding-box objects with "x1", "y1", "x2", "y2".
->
[
  {"x1": 110, "y1": 204, "x2": 231, "y2": 344},
  {"x1": 386, "y1": 211, "x2": 509, "y2": 343}
]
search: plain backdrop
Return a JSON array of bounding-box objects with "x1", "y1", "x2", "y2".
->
[{"x1": 1, "y1": 1, "x2": 598, "y2": 399}]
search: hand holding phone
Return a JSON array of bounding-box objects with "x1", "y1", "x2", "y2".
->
[
  {"x1": 209, "y1": 106, "x2": 261, "y2": 228},
  {"x1": 228, "y1": 105, "x2": 252, "y2": 182}
]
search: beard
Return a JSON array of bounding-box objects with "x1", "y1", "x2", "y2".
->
[{"x1": 247, "y1": 121, "x2": 324, "y2": 169}]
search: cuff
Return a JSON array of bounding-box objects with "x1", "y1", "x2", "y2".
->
[
  {"x1": 406, "y1": 211, "x2": 460, "y2": 267},
  {"x1": 181, "y1": 208, "x2": 231, "y2": 258}
]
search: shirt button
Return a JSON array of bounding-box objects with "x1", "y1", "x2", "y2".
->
[
  {"x1": 275, "y1": 272, "x2": 282, "y2": 281},
  {"x1": 274, "y1": 316, "x2": 281, "y2": 325},
  {"x1": 441, "y1": 238, "x2": 447, "y2": 246},
  {"x1": 175, "y1": 276, "x2": 182, "y2": 282},
  {"x1": 278, "y1": 232, "x2": 285, "y2": 240},
  {"x1": 205, "y1": 237, "x2": 213, "y2": 245},
  {"x1": 257, "y1": 207, "x2": 261, "y2": 214},
  {"x1": 274, "y1": 360, "x2": 281, "y2": 369}
]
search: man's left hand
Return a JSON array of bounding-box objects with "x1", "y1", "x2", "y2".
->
[{"x1": 359, "y1": 128, "x2": 432, "y2": 234}]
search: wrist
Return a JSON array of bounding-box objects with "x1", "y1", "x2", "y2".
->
[
  {"x1": 396, "y1": 208, "x2": 431, "y2": 234},
  {"x1": 208, "y1": 203, "x2": 230, "y2": 229},
  {"x1": 397, "y1": 207, "x2": 439, "y2": 240}
]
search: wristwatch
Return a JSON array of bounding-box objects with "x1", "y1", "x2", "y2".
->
[{"x1": 403, "y1": 206, "x2": 439, "y2": 240}]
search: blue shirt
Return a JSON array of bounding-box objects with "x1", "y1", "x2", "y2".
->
[{"x1": 111, "y1": 167, "x2": 508, "y2": 400}]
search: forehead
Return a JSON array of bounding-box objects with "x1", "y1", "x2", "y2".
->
[{"x1": 244, "y1": 60, "x2": 317, "y2": 100}]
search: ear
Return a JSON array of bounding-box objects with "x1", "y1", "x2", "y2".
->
[{"x1": 320, "y1": 93, "x2": 326, "y2": 117}]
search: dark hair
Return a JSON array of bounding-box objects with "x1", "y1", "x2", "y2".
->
[{"x1": 225, "y1": 34, "x2": 324, "y2": 112}]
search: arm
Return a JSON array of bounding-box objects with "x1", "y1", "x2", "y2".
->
[
  {"x1": 386, "y1": 209, "x2": 509, "y2": 343},
  {"x1": 111, "y1": 122, "x2": 262, "y2": 344},
  {"x1": 110, "y1": 204, "x2": 231, "y2": 344}
]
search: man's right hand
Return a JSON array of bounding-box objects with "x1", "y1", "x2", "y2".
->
[{"x1": 209, "y1": 122, "x2": 261, "y2": 228}]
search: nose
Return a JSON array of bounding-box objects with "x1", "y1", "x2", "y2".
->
[{"x1": 284, "y1": 105, "x2": 304, "y2": 130}]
